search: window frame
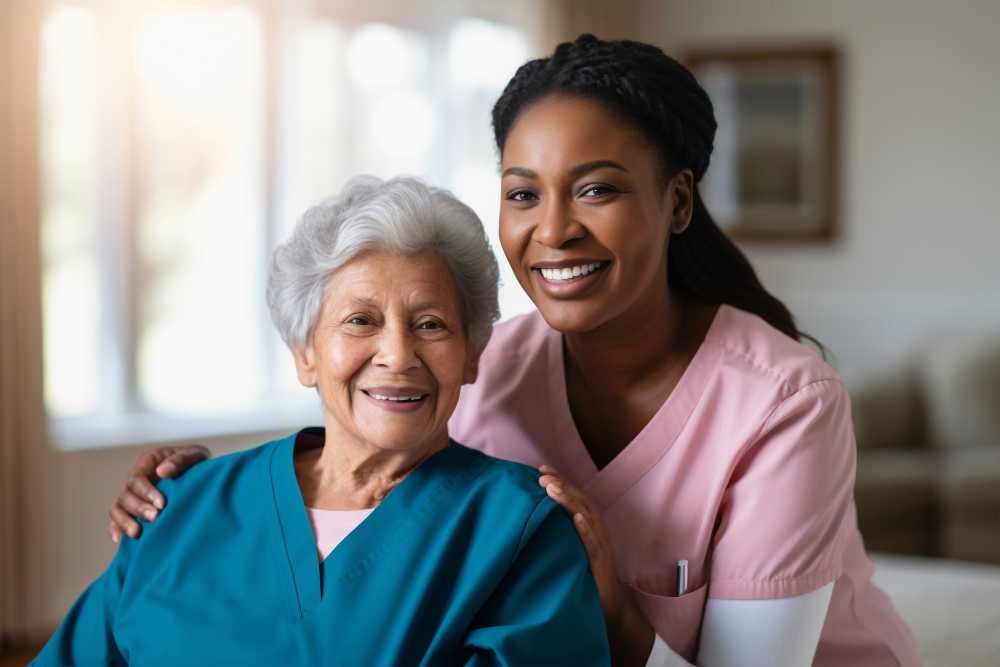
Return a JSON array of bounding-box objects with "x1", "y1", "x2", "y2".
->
[{"x1": 42, "y1": 0, "x2": 541, "y2": 451}]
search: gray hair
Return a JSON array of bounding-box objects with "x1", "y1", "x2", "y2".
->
[{"x1": 267, "y1": 175, "x2": 500, "y2": 350}]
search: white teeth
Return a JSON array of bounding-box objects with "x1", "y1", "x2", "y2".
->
[
  {"x1": 539, "y1": 262, "x2": 605, "y2": 282},
  {"x1": 370, "y1": 393, "x2": 423, "y2": 402}
]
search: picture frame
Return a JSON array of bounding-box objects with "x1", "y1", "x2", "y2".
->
[{"x1": 685, "y1": 46, "x2": 839, "y2": 241}]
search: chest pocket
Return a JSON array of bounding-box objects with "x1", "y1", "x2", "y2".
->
[{"x1": 627, "y1": 580, "x2": 708, "y2": 662}]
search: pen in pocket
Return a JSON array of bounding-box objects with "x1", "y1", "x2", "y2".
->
[{"x1": 676, "y1": 559, "x2": 688, "y2": 596}]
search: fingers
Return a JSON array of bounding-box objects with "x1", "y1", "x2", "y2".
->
[
  {"x1": 117, "y1": 487, "x2": 159, "y2": 522},
  {"x1": 540, "y1": 475, "x2": 594, "y2": 516},
  {"x1": 126, "y1": 469, "x2": 166, "y2": 511},
  {"x1": 573, "y1": 512, "x2": 603, "y2": 554},
  {"x1": 110, "y1": 503, "x2": 143, "y2": 540},
  {"x1": 109, "y1": 520, "x2": 122, "y2": 544},
  {"x1": 155, "y1": 445, "x2": 210, "y2": 480}
]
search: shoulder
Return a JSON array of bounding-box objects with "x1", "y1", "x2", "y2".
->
[
  {"x1": 706, "y1": 305, "x2": 846, "y2": 401},
  {"x1": 155, "y1": 439, "x2": 279, "y2": 503},
  {"x1": 449, "y1": 443, "x2": 547, "y2": 503},
  {"x1": 480, "y1": 310, "x2": 550, "y2": 362},
  {"x1": 447, "y1": 444, "x2": 578, "y2": 556},
  {"x1": 451, "y1": 311, "x2": 554, "y2": 449}
]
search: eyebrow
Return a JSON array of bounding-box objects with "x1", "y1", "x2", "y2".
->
[
  {"x1": 501, "y1": 160, "x2": 629, "y2": 179},
  {"x1": 568, "y1": 160, "x2": 629, "y2": 176},
  {"x1": 501, "y1": 166, "x2": 537, "y2": 178}
]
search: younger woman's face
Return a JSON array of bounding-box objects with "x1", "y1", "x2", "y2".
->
[{"x1": 499, "y1": 95, "x2": 693, "y2": 333}]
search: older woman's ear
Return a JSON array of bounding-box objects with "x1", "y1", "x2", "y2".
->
[
  {"x1": 462, "y1": 336, "x2": 491, "y2": 386},
  {"x1": 292, "y1": 342, "x2": 320, "y2": 388}
]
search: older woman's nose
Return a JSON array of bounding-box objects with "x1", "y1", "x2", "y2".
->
[
  {"x1": 372, "y1": 324, "x2": 421, "y2": 373},
  {"x1": 533, "y1": 196, "x2": 586, "y2": 249}
]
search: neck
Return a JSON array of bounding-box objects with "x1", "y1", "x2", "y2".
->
[
  {"x1": 564, "y1": 263, "x2": 687, "y2": 391},
  {"x1": 296, "y1": 419, "x2": 451, "y2": 510}
]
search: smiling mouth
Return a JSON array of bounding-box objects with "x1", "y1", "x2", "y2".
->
[
  {"x1": 534, "y1": 261, "x2": 608, "y2": 283},
  {"x1": 361, "y1": 390, "x2": 429, "y2": 403}
]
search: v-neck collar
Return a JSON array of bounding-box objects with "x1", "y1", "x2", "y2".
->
[
  {"x1": 263, "y1": 430, "x2": 488, "y2": 618},
  {"x1": 546, "y1": 306, "x2": 727, "y2": 513}
]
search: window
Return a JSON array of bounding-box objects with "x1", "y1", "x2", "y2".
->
[{"x1": 40, "y1": 0, "x2": 536, "y2": 449}]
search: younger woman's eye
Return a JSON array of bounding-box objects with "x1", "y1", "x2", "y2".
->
[
  {"x1": 506, "y1": 190, "x2": 537, "y2": 202},
  {"x1": 581, "y1": 185, "x2": 616, "y2": 197}
]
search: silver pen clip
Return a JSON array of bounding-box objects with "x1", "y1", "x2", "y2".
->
[{"x1": 676, "y1": 559, "x2": 689, "y2": 597}]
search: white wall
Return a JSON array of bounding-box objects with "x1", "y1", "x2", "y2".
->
[{"x1": 639, "y1": 0, "x2": 1000, "y2": 389}]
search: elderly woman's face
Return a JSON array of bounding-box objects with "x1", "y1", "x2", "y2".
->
[{"x1": 292, "y1": 251, "x2": 480, "y2": 453}]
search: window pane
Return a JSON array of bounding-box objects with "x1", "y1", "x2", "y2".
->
[
  {"x1": 133, "y1": 6, "x2": 266, "y2": 413},
  {"x1": 445, "y1": 18, "x2": 534, "y2": 322},
  {"x1": 281, "y1": 17, "x2": 535, "y2": 326},
  {"x1": 40, "y1": 6, "x2": 101, "y2": 418}
]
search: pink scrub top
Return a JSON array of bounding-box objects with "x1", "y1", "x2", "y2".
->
[{"x1": 449, "y1": 305, "x2": 920, "y2": 667}]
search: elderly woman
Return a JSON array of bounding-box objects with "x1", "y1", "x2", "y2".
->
[{"x1": 32, "y1": 176, "x2": 610, "y2": 667}]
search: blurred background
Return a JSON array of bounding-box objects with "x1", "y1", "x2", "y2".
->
[{"x1": 0, "y1": 0, "x2": 997, "y2": 665}]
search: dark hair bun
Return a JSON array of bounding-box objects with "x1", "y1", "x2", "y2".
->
[{"x1": 492, "y1": 34, "x2": 718, "y2": 181}]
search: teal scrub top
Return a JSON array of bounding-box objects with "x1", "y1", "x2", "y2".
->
[{"x1": 32, "y1": 429, "x2": 610, "y2": 666}]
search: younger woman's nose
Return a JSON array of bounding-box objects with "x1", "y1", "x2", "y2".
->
[{"x1": 533, "y1": 202, "x2": 587, "y2": 250}]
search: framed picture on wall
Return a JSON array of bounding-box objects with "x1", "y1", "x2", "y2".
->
[{"x1": 685, "y1": 46, "x2": 839, "y2": 240}]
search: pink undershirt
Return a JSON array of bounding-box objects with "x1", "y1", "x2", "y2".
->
[{"x1": 305, "y1": 507, "x2": 374, "y2": 563}]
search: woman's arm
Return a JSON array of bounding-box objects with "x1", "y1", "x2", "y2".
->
[
  {"x1": 31, "y1": 539, "x2": 139, "y2": 665},
  {"x1": 646, "y1": 583, "x2": 834, "y2": 667},
  {"x1": 108, "y1": 445, "x2": 211, "y2": 542},
  {"x1": 538, "y1": 466, "x2": 655, "y2": 666},
  {"x1": 697, "y1": 582, "x2": 833, "y2": 666}
]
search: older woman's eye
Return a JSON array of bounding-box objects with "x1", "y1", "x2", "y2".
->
[
  {"x1": 348, "y1": 317, "x2": 370, "y2": 325},
  {"x1": 417, "y1": 321, "x2": 442, "y2": 330}
]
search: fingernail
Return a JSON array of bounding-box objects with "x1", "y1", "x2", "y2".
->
[
  {"x1": 152, "y1": 497, "x2": 163, "y2": 510},
  {"x1": 144, "y1": 510, "x2": 157, "y2": 521},
  {"x1": 548, "y1": 483, "x2": 563, "y2": 494},
  {"x1": 575, "y1": 513, "x2": 585, "y2": 524}
]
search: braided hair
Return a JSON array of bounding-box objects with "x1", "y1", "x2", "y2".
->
[{"x1": 492, "y1": 34, "x2": 813, "y2": 346}]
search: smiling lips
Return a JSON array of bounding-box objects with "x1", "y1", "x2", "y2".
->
[
  {"x1": 538, "y1": 261, "x2": 603, "y2": 282},
  {"x1": 532, "y1": 259, "x2": 610, "y2": 297},
  {"x1": 361, "y1": 388, "x2": 430, "y2": 412},
  {"x1": 364, "y1": 392, "x2": 426, "y2": 402}
]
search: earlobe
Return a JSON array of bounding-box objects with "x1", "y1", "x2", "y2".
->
[
  {"x1": 668, "y1": 169, "x2": 695, "y2": 235},
  {"x1": 292, "y1": 342, "x2": 318, "y2": 388},
  {"x1": 461, "y1": 340, "x2": 489, "y2": 386}
]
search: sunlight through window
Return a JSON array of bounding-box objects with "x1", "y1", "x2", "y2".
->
[
  {"x1": 133, "y1": 6, "x2": 266, "y2": 414},
  {"x1": 40, "y1": 6, "x2": 100, "y2": 418},
  {"x1": 40, "y1": 2, "x2": 534, "y2": 448}
]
